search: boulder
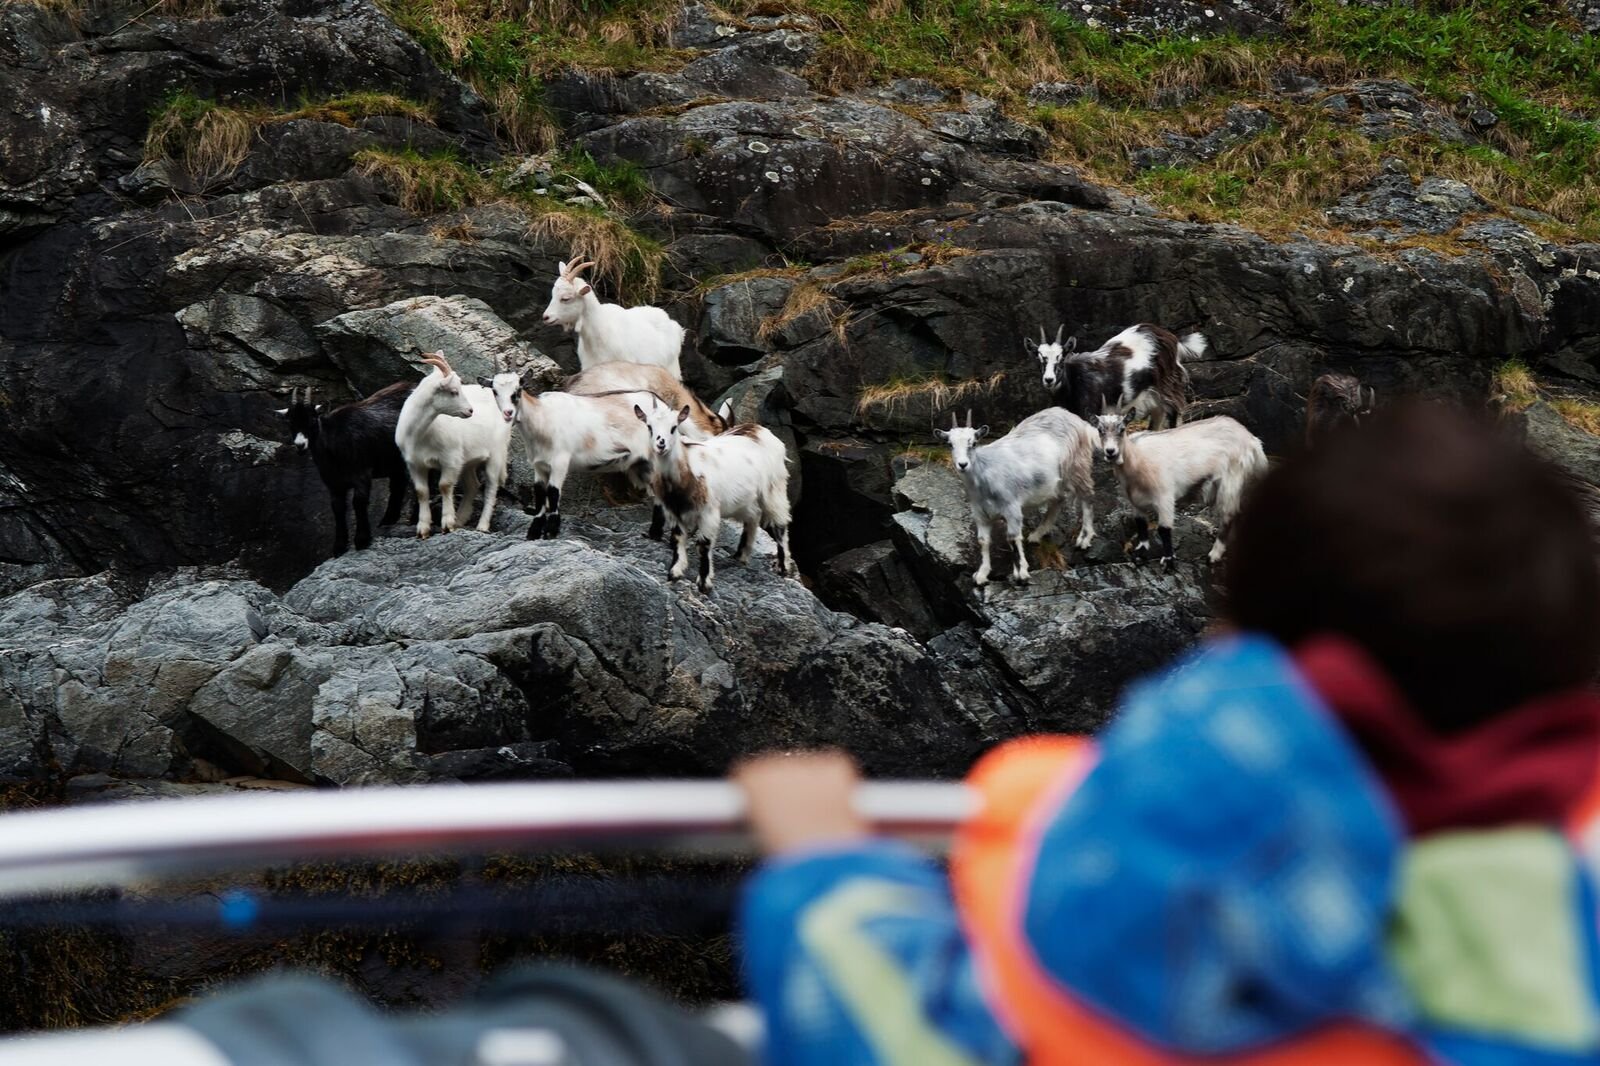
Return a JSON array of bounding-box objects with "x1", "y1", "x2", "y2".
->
[
  {"x1": 316, "y1": 294, "x2": 563, "y2": 393},
  {"x1": 889, "y1": 463, "x2": 1213, "y2": 732},
  {"x1": 0, "y1": 511, "x2": 1024, "y2": 786}
]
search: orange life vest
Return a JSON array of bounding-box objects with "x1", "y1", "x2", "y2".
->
[{"x1": 946, "y1": 737, "x2": 1430, "y2": 1066}]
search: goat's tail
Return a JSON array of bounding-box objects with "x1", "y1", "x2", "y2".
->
[
  {"x1": 756, "y1": 430, "x2": 793, "y2": 528},
  {"x1": 1064, "y1": 420, "x2": 1097, "y2": 501},
  {"x1": 1177, "y1": 331, "x2": 1208, "y2": 364},
  {"x1": 1216, "y1": 436, "x2": 1268, "y2": 523}
]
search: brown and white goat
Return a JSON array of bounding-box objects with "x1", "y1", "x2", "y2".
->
[{"x1": 634, "y1": 395, "x2": 795, "y2": 594}]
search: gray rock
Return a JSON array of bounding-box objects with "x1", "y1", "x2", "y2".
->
[
  {"x1": 889, "y1": 463, "x2": 1212, "y2": 732},
  {"x1": 1345, "y1": 80, "x2": 1470, "y2": 144},
  {"x1": 698, "y1": 276, "x2": 794, "y2": 364},
  {"x1": 177, "y1": 294, "x2": 322, "y2": 371},
  {"x1": 1132, "y1": 105, "x2": 1273, "y2": 171},
  {"x1": 1523, "y1": 401, "x2": 1600, "y2": 487},
  {"x1": 315, "y1": 295, "x2": 564, "y2": 394},
  {"x1": 862, "y1": 79, "x2": 953, "y2": 107},
  {"x1": 1328, "y1": 170, "x2": 1489, "y2": 236},
  {"x1": 816, "y1": 540, "x2": 944, "y2": 640},
  {"x1": 0, "y1": 516, "x2": 1024, "y2": 784},
  {"x1": 1026, "y1": 82, "x2": 1100, "y2": 108},
  {"x1": 1567, "y1": 0, "x2": 1600, "y2": 31}
]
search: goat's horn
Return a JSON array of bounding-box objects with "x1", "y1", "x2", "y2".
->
[
  {"x1": 420, "y1": 353, "x2": 453, "y2": 376},
  {"x1": 965, "y1": 409, "x2": 973, "y2": 429},
  {"x1": 1054, "y1": 324, "x2": 1065, "y2": 344},
  {"x1": 950, "y1": 411, "x2": 959, "y2": 430},
  {"x1": 569, "y1": 259, "x2": 596, "y2": 277},
  {"x1": 1038, "y1": 324, "x2": 1048, "y2": 344}
]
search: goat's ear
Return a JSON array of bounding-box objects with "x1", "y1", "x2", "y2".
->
[
  {"x1": 1065, "y1": 335, "x2": 1077, "y2": 352},
  {"x1": 933, "y1": 428, "x2": 949, "y2": 441},
  {"x1": 556, "y1": 260, "x2": 568, "y2": 275},
  {"x1": 476, "y1": 376, "x2": 494, "y2": 390},
  {"x1": 975, "y1": 425, "x2": 989, "y2": 440},
  {"x1": 1023, "y1": 337, "x2": 1039, "y2": 355},
  {"x1": 717, "y1": 399, "x2": 733, "y2": 423},
  {"x1": 314, "y1": 404, "x2": 324, "y2": 413},
  {"x1": 634, "y1": 403, "x2": 648, "y2": 423},
  {"x1": 578, "y1": 284, "x2": 593, "y2": 297},
  {"x1": 677, "y1": 404, "x2": 691, "y2": 424}
]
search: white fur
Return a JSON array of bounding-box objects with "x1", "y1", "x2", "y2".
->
[
  {"x1": 542, "y1": 261, "x2": 685, "y2": 380},
  {"x1": 489, "y1": 373, "x2": 654, "y2": 533},
  {"x1": 395, "y1": 360, "x2": 512, "y2": 539},
  {"x1": 1096, "y1": 413, "x2": 1265, "y2": 566},
  {"x1": 935, "y1": 408, "x2": 1098, "y2": 587},
  {"x1": 636, "y1": 397, "x2": 795, "y2": 594},
  {"x1": 565, "y1": 361, "x2": 724, "y2": 439}
]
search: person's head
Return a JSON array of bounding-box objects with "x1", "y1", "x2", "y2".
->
[{"x1": 1223, "y1": 400, "x2": 1600, "y2": 731}]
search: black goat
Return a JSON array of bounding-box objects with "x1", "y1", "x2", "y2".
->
[
  {"x1": 1304, "y1": 372, "x2": 1377, "y2": 448},
  {"x1": 278, "y1": 382, "x2": 414, "y2": 556},
  {"x1": 1026, "y1": 323, "x2": 1199, "y2": 430}
]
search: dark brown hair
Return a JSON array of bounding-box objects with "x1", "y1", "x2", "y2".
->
[{"x1": 1224, "y1": 401, "x2": 1600, "y2": 730}]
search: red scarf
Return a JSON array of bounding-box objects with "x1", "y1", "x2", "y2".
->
[{"x1": 1293, "y1": 635, "x2": 1600, "y2": 836}]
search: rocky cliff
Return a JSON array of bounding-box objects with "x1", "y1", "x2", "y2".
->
[
  {"x1": 2, "y1": 0, "x2": 1599, "y2": 1029},
  {"x1": 2, "y1": 0, "x2": 1599, "y2": 791}
]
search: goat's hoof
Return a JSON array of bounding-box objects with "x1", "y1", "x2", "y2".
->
[
  {"x1": 698, "y1": 580, "x2": 714, "y2": 595},
  {"x1": 417, "y1": 532, "x2": 431, "y2": 541},
  {"x1": 527, "y1": 517, "x2": 547, "y2": 540},
  {"x1": 544, "y1": 517, "x2": 562, "y2": 539},
  {"x1": 1161, "y1": 557, "x2": 1176, "y2": 573},
  {"x1": 1013, "y1": 573, "x2": 1030, "y2": 586}
]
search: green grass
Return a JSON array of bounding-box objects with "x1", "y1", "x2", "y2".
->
[
  {"x1": 349, "y1": 145, "x2": 666, "y2": 297},
  {"x1": 369, "y1": 0, "x2": 1600, "y2": 244}
]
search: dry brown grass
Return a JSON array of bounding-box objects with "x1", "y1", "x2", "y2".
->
[
  {"x1": 1553, "y1": 398, "x2": 1600, "y2": 436},
  {"x1": 429, "y1": 217, "x2": 480, "y2": 242},
  {"x1": 1492, "y1": 358, "x2": 1540, "y2": 412},
  {"x1": 856, "y1": 371, "x2": 1006, "y2": 419},
  {"x1": 143, "y1": 102, "x2": 255, "y2": 190},
  {"x1": 758, "y1": 280, "x2": 847, "y2": 343},
  {"x1": 144, "y1": 92, "x2": 437, "y2": 189},
  {"x1": 524, "y1": 207, "x2": 666, "y2": 302}
]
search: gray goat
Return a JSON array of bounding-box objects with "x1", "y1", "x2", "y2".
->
[{"x1": 934, "y1": 408, "x2": 1097, "y2": 587}]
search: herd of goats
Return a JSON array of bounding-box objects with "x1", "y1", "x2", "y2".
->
[{"x1": 276, "y1": 258, "x2": 1378, "y2": 593}]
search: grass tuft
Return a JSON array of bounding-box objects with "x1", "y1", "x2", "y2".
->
[
  {"x1": 856, "y1": 371, "x2": 1007, "y2": 419},
  {"x1": 354, "y1": 146, "x2": 484, "y2": 212},
  {"x1": 144, "y1": 91, "x2": 439, "y2": 189},
  {"x1": 759, "y1": 281, "x2": 847, "y2": 342},
  {"x1": 1492, "y1": 358, "x2": 1539, "y2": 412},
  {"x1": 1552, "y1": 398, "x2": 1600, "y2": 437}
]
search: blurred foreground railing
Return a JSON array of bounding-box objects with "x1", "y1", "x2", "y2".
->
[{"x1": 0, "y1": 779, "x2": 977, "y2": 899}]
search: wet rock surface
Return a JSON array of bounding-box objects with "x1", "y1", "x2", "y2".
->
[{"x1": 0, "y1": 0, "x2": 1598, "y2": 800}]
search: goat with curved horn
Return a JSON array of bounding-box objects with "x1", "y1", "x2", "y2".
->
[{"x1": 544, "y1": 255, "x2": 685, "y2": 380}]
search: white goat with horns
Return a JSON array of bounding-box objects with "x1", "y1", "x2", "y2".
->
[
  {"x1": 935, "y1": 407, "x2": 1098, "y2": 587},
  {"x1": 542, "y1": 259, "x2": 685, "y2": 380},
  {"x1": 1095, "y1": 412, "x2": 1267, "y2": 568},
  {"x1": 393, "y1": 352, "x2": 512, "y2": 539}
]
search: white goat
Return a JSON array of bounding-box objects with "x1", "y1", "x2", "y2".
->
[
  {"x1": 934, "y1": 408, "x2": 1097, "y2": 588},
  {"x1": 634, "y1": 395, "x2": 795, "y2": 595},
  {"x1": 394, "y1": 353, "x2": 513, "y2": 539},
  {"x1": 485, "y1": 372, "x2": 654, "y2": 540},
  {"x1": 542, "y1": 259, "x2": 685, "y2": 380},
  {"x1": 1095, "y1": 413, "x2": 1267, "y2": 567},
  {"x1": 563, "y1": 361, "x2": 734, "y2": 540}
]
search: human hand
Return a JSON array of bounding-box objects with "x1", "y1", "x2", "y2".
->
[{"x1": 731, "y1": 750, "x2": 868, "y2": 857}]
